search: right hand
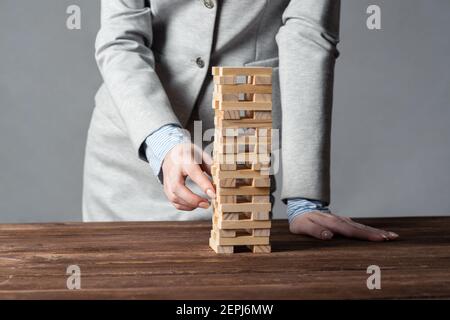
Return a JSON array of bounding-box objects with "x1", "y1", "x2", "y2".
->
[
  {"x1": 162, "y1": 143, "x2": 216, "y2": 211},
  {"x1": 289, "y1": 211, "x2": 399, "y2": 241}
]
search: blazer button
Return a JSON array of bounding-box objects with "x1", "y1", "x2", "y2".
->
[
  {"x1": 196, "y1": 57, "x2": 205, "y2": 68},
  {"x1": 203, "y1": 0, "x2": 214, "y2": 9}
]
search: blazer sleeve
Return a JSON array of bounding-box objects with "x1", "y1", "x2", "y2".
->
[
  {"x1": 95, "y1": 0, "x2": 180, "y2": 157},
  {"x1": 276, "y1": 0, "x2": 341, "y2": 204}
]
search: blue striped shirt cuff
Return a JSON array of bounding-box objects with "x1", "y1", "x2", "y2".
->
[
  {"x1": 287, "y1": 198, "x2": 330, "y2": 223},
  {"x1": 144, "y1": 124, "x2": 190, "y2": 181}
]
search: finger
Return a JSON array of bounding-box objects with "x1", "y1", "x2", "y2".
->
[
  {"x1": 164, "y1": 167, "x2": 209, "y2": 209},
  {"x1": 164, "y1": 184, "x2": 197, "y2": 211},
  {"x1": 169, "y1": 192, "x2": 198, "y2": 210},
  {"x1": 339, "y1": 216, "x2": 396, "y2": 239},
  {"x1": 309, "y1": 213, "x2": 388, "y2": 242},
  {"x1": 172, "y1": 203, "x2": 196, "y2": 211},
  {"x1": 344, "y1": 218, "x2": 399, "y2": 240},
  {"x1": 172, "y1": 183, "x2": 210, "y2": 209},
  {"x1": 185, "y1": 164, "x2": 216, "y2": 199},
  {"x1": 289, "y1": 214, "x2": 334, "y2": 240}
]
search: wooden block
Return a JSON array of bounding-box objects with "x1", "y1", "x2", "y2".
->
[
  {"x1": 236, "y1": 134, "x2": 272, "y2": 145},
  {"x1": 217, "y1": 135, "x2": 237, "y2": 144},
  {"x1": 216, "y1": 153, "x2": 271, "y2": 164},
  {"x1": 253, "y1": 229, "x2": 271, "y2": 237},
  {"x1": 219, "y1": 164, "x2": 237, "y2": 171},
  {"x1": 214, "y1": 92, "x2": 238, "y2": 102},
  {"x1": 214, "y1": 227, "x2": 237, "y2": 238},
  {"x1": 219, "y1": 203, "x2": 271, "y2": 213},
  {"x1": 217, "y1": 169, "x2": 262, "y2": 179},
  {"x1": 251, "y1": 245, "x2": 271, "y2": 253},
  {"x1": 209, "y1": 237, "x2": 234, "y2": 254},
  {"x1": 215, "y1": 137, "x2": 249, "y2": 147},
  {"x1": 219, "y1": 178, "x2": 236, "y2": 187},
  {"x1": 219, "y1": 93, "x2": 241, "y2": 101},
  {"x1": 251, "y1": 211, "x2": 270, "y2": 221},
  {"x1": 216, "y1": 142, "x2": 248, "y2": 153},
  {"x1": 214, "y1": 152, "x2": 237, "y2": 165},
  {"x1": 222, "y1": 213, "x2": 239, "y2": 220},
  {"x1": 217, "y1": 120, "x2": 272, "y2": 130},
  {"x1": 256, "y1": 143, "x2": 271, "y2": 154},
  {"x1": 212, "y1": 67, "x2": 272, "y2": 76},
  {"x1": 218, "y1": 218, "x2": 271, "y2": 230},
  {"x1": 237, "y1": 128, "x2": 257, "y2": 136},
  {"x1": 237, "y1": 212, "x2": 268, "y2": 219},
  {"x1": 253, "y1": 177, "x2": 270, "y2": 187},
  {"x1": 217, "y1": 128, "x2": 239, "y2": 137},
  {"x1": 253, "y1": 94, "x2": 272, "y2": 102},
  {"x1": 214, "y1": 75, "x2": 235, "y2": 85},
  {"x1": 253, "y1": 111, "x2": 272, "y2": 120},
  {"x1": 217, "y1": 101, "x2": 272, "y2": 111},
  {"x1": 215, "y1": 234, "x2": 270, "y2": 246},
  {"x1": 253, "y1": 196, "x2": 270, "y2": 203},
  {"x1": 218, "y1": 195, "x2": 237, "y2": 204},
  {"x1": 223, "y1": 110, "x2": 241, "y2": 119},
  {"x1": 259, "y1": 167, "x2": 270, "y2": 176},
  {"x1": 253, "y1": 75, "x2": 272, "y2": 85},
  {"x1": 257, "y1": 128, "x2": 271, "y2": 137},
  {"x1": 217, "y1": 136, "x2": 260, "y2": 146},
  {"x1": 218, "y1": 118, "x2": 272, "y2": 128},
  {"x1": 217, "y1": 186, "x2": 269, "y2": 196},
  {"x1": 256, "y1": 135, "x2": 272, "y2": 144},
  {"x1": 251, "y1": 163, "x2": 262, "y2": 170},
  {"x1": 214, "y1": 154, "x2": 236, "y2": 165},
  {"x1": 217, "y1": 84, "x2": 272, "y2": 94},
  {"x1": 237, "y1": 135, "x2": 259, "y2": 144},
  {"x1": 220, "y1": 109, "x2": 257, "y2": 121},
  {"x1": 211, "y1": 67, "x2": 221, "y2": 75}
]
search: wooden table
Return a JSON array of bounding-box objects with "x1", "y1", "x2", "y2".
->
[{"x1": 0, "y1": 217, "x2": 448, "y2": 299}]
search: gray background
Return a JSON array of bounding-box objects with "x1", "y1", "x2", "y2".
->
[{"x1": 0, "y1": 0, "x2": 449, "y2": 223}]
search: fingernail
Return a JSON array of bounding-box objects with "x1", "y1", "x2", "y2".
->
[
  {"x1": 388, "y1": 232, "x2": 399, "y2": 238},
  {"x1": 206, "y1": 189, "x2": 216, "y2": 199},
  {"x1": 321, "y1": 230, "x2": 333, "y2": 240},
  {"x1": 199, "y1": 202, "x2": 210, "y2": 209}
]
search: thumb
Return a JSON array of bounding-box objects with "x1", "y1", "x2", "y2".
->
[{"x1": 185, "y1": 164, "x2": 216, "y2": 199}]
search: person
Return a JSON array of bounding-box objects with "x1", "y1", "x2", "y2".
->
[{"x1": 83, "y1": 0, "x2": 399, "y2": 242}]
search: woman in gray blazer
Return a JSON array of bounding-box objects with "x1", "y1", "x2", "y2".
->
[{"x1": 83, "y1": 0, "x2": 398, "y2": 241}]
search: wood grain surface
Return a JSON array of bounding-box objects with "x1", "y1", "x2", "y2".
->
[{"x1": 0, "y1": 217, "x2": 449, "y2": 299}]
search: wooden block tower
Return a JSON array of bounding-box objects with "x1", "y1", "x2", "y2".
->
[{"x1": 209, "y1": 66, "x2": 273, "y2": 254}]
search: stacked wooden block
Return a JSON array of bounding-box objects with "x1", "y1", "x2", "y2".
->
[{"x1": 209, "y1": 66, "x2": 273, "y2": 254}]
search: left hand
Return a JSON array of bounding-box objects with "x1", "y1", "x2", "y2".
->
[{"x1": 289, "y1": 211, "x2": 399, "y2": 241}]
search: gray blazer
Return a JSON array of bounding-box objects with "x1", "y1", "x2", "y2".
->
[{"x1": 83, "y1": 0, "x2": 340, "y2": 221}]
